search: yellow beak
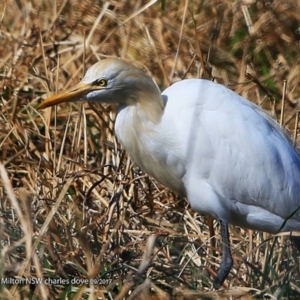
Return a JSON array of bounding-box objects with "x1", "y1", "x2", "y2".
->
[{"x1": 38, "y1": 83, "x2": 93, "y2": 109}]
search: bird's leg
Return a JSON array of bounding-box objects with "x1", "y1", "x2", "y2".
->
[
  {"x1": 213, "y1": 220, "x2": 233, "y2": 288},
  {"x1": 290, "y1": 234, "x2": 300, "y2": 252}
]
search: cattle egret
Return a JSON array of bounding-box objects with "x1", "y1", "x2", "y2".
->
[{"x1": 38, "y1": 58, "x2": 300, "y2": 287}]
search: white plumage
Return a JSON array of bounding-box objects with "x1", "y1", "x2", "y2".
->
[
  {"x1": 161, "y1": 79, "x2": 300, "y2": 233},
  {"x1": 39, "y1": 58, "x2": 300, "y2": 287}
]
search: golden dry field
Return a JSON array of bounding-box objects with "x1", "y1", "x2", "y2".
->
[{"x1": 1, "y1": 0, "x2": 300, "y2": 299}]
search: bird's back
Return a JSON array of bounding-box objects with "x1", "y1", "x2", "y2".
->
[{"x1": 161, "y1": 79, "x2": 300, "y2": 232}]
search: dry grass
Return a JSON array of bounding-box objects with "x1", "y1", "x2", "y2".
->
[{"x1": 1, "y1": 0, "x2": 300, "y2": 299}]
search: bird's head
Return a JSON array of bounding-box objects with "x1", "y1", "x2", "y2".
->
[{"x1": 38, "y1": 58, "x2": 162, "y2": 109}]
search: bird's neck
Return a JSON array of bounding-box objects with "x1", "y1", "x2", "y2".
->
[
  {"x1": 115, "y1": 92, "x2": 164, "y2": 141},
  {"x1": 115, "y1": 93, "x2": 165, "y2": 171},
  {"x1": 115, "y1": 96, "x2": 185, "y2": 195},
  {"x1": 133, "y1": 90, "x2": 165, "y2": 124}
]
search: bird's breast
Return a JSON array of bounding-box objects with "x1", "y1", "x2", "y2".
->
[
  {"x1": 133, "y1": 143, "x2": 186, "y2": 195},
  {"x1": 115, "y1": 107, "x2": 185, "y2": 195}
]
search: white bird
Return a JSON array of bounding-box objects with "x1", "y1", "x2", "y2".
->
[{"x1": 39, "y1": 58, "x2": 300, "y2": 287}]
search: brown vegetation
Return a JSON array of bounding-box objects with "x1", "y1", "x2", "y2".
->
[{"x1": 1, "y1": 0, "x2": 300, "y2": 299}]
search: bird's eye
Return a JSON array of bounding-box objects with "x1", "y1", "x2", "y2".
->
[{"x1": 93, "y1": 78, "x2": 107, "y2": 87}]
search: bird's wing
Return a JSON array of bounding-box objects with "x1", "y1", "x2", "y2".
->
[{"x1": 161, "y1": 79, "x2": 300, "y2": 221}]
